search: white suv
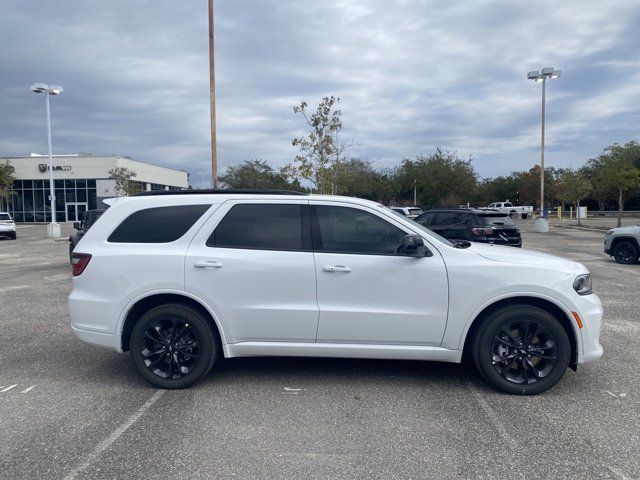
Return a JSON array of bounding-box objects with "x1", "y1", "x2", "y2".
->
[
  {"x1": 0, "y1": 212, "x2": 17, "y2": 240},
  {"x1": 68, "y1": 191, "x2": 603, "y2": 395}
]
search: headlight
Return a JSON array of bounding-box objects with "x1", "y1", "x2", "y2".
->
[
  {"x1": 573, "y1": 274, "x2": 592, "y2": 295},
  {"x1": 605, "y1": 229, "x2": 614, "y2": 236}
]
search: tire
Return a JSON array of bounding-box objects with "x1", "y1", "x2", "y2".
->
[
  {"x1": 472, "y1": 305, "x2": 571, "y2": 395},
  {"x1": 11, "y1": 233, "x2": 16, "y2": 240},
  {"x1": 130, "y1": 303, "x2": 218, "y2": 389},
  {"x1": 612, "y1": 240, "x2": 639, "y2": 265}
]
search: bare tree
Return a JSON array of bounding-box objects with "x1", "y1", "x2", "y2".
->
[{"x1": 290, "y1": 96, "x2": 354, "y2": 194}]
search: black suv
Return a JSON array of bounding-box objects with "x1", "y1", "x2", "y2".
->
[
  {"x1": 69, "y1": 209, "x2": 106, "y2": 261},
  {"x1": 415, "y1": 208, "x2": 522, "y2": 247}
]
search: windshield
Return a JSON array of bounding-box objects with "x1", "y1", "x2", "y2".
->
[
  {"x1": 0, "y1": 213, "x2": 11, "y2": 221},
  {"x1": 384, "y1": 207, "x2": 454, "y2": 246}
]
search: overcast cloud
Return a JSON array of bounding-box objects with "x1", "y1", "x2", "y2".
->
[{"x1": 1, "y1": 0, "x2": 639, "y2": 183}]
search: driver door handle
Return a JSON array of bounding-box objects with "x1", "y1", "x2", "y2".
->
[
  {"x1": 194, "y1": 260, "x2": 223, "y2": 268},
  {"x1": 323, "y1": 265, "x2": 351, "y2": 273}
]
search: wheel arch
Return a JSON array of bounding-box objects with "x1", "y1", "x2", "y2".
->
[
  {"x1": 461, "y1": 296, "x2": 579, "y2": 370},
  {"x1": 119, "y1": 292, "x2": 226, "y2": 353},
  {"x1": 610, "y1": 236, "x2": 640, "y2": 252}
]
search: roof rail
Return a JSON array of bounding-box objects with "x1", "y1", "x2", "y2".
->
[{"x1": 134, "y1": 189, "x2": 308, "y2": 197}]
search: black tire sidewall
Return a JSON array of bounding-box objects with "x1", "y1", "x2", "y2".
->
[
  {"x1": 613, "y1": 241, "x2": 639, "y2": 264},
  {"x1": 130, "y1": 304, "x2": 217, "y2": 389},
  {"x1": 473, "y1": 306, "x2": 571, "y2": 395}
]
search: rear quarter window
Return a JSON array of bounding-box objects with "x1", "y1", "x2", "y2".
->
[{"x1": 107, "y1": 204, "x2": 210, "y2": 243}]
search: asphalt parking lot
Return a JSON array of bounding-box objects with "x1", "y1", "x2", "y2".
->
[{"x1": 1, "y1": 221, "x2": 639, "y2": 479}]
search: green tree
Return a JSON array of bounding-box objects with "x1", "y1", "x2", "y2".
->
[
  {"x1": 557, "y1": 169, "x2": 592, "y2": 225},
  {"x1": 585, "y1": 141, "x2": 640, "y2": 227},
  {"x1": 109, "y1": 167, "x2": 141, "y2": 196},
  {"x1": 290, "y1": 96, "x2": 353, "y2": 194},
  {"x1": 219, "y1": 159, "x2": 301, "y2": 190},
  {"x1": 0, "y1": 160, "x2": 16, "y2": 212},
  {"x1": 396, "y1": 149, "x2": 478, "y2": 208}
]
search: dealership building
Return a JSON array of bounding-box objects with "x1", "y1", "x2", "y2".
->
[{"x1": 1, "y1": 154, "x2": 189, "y2": 223}]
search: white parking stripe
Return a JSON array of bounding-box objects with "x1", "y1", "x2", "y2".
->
[
  {"x1": 62, "y1": 390, "x2": 165, "y2": 480},
  {"x1": 1, "y1": 384, "x2": 18, "y2": 392},
  {"x1": 21, "y1": 385, "x2": 36, "y2": 393}
]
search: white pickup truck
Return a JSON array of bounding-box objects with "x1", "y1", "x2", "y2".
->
[{"x1": 486, "y1": 201, "x2": 533, "y2": 218}]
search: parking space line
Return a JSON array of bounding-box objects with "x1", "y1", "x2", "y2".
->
[
  {"x1": 21, "y1": 385, "x2": 36, "y2": 393},
  {"x1": 1, "y1": 384, "x2": 18, "y2": 392},
  {"x1": 62, "y1": 390, "x2": 165, "y2": 480},
  {"x1": 468, "y1": 384, "x2": 518, "y2": 449}
]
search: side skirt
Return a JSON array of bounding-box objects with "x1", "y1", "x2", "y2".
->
[{"x1": 223, "y1": 342, "x2": 463, "y2": 363}]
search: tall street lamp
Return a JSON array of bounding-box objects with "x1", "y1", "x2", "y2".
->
[
  {"x1": 527, "y1": 67, "x2": 561, "y2": 233},
  {"x1": 31, "y1": 82, "x2": 63, "y2": 238}
]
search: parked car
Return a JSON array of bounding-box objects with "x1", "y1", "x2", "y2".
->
[
  {"x1": 604, "y1": 224, "x2": 640, "y2": 264},
  {"x1": 390, "y1": 206, "x2": 424, "y2": 219},
  {"x1": 415, "y1": 208, "x2": 522, "y2": 247},
  {"x1": 69, "y1": 209, "x2": 106, "y2": 261},
  {"x1": 69, "y1": 190, "x2": 602, "y2": 395},
  {"x1": 487, "y1": 201, "x2": 533, "y2": 218},
  {"x1": 0, "y1": 212, "x2": 16, "y2": 240}
]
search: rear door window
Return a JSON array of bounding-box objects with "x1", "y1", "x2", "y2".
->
[
  {"x1": 208, "y1": 203, "x2": 308, "y2": 251},
  {"x1": 108, "y1": 204, "x2": 210, "y2": 243}
]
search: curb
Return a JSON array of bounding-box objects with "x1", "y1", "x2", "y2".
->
[{"x1": 553, "y1": 224, "x2": 608, "y2": 232}]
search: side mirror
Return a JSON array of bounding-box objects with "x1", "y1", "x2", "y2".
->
[
  {"x1": 73, "y1": 222, "x2": 81, "y2": 230},
  {"x1": 398, "y1": 234, "x2": 430, "y2": 257}
]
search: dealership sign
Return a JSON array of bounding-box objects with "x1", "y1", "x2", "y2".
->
[{"x1": 38, "y1": 164, "x2": 71, "y2": 173}]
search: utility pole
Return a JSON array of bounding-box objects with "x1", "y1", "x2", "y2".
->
[{"x1": 208, "y1": 0, "x2": 218, "y2": 189}]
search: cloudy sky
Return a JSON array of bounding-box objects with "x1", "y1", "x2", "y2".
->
[{"x1": 1, "y1": 0, "x2": 639, "y2": 184}]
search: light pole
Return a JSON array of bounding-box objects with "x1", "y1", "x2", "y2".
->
[
  {"x1": 31, "y1": 83, "x2": 63, "y2": 238},
  {"x1": 196, "y1": 172, "x2": 210, "y2": 189},
  {"x1": 527, "y1": 67, "x2": 561, "y2": 233},
  {"x1": 208, "y1": 0, "x2": 218, "y2": 189}
]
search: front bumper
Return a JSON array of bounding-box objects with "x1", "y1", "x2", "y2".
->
[{"x1": 575, "y1": 293, "x2": 604, "y2": 364}]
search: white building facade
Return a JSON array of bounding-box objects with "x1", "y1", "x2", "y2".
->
[{"x1": 1, "y1": 154, "x2": 189, "y2": 222}]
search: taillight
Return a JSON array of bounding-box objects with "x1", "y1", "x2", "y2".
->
[
  {"x1": 472, "y1": 227, "x2": 494, "y2": 236},
  {"x1": 71, "y1": 253, "x2": 92, "y2": 276}
]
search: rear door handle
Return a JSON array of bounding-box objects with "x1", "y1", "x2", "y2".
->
[
  {"x1": 322, "y1": 265, "x2": 351, "y2": 273},
  {"x1": 194, "y1": 260, "x2": 223, "y2": 268}
]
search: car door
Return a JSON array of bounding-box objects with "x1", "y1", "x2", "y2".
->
[
  {"x1": 185, "y1": 200, "x2": 319, "y2": 344},
  {"x1": 311, "y1": 201, "x2": 449, "y2": 346}
]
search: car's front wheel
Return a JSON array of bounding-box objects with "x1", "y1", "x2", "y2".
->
[
  {"x1": 612, "y1": 240, "x2": 639, "y2": 264},
  {"x1": 130, "y1": 303, "x2": 218, "y2": 389},
  {"x1": 472, "y1": 305, "x2": 571, "y2": 395}
]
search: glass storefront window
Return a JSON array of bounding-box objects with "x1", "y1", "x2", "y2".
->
[
  {"x1": 55, "y1": 180, "x2": 64, "y2": 189},
  {"x1": 65, "y1": 189, "x2": 76, "y2": 202},
  {"x1": 34, "y1": 189, "x2": 45, "y2": 211},
  {"x1": 77, "y1": 188, "x2": 87, "y2": 202},
  {"x1": 64, "y1": 180, "x2": 75, "y2": 189}
]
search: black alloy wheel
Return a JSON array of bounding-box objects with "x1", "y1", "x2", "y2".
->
[
  {"x1": 612, "y1": 240, "x2": 639, "y2": 265},
  {"x1": 473, "y1": 305, "x2": 570, "y2": 395},
  {"x1": 491, "y1": 320, "x2": 558, "y2": 385},
  {"x1": 130, "y1": 304, "x2": 218, "y2": 389}
]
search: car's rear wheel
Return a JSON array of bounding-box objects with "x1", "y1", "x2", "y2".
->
[
  {"x1": 472, "y1": 305, "x2": 571, "y2": 395},
  {"x1": 612, "y1": 240, "x2": 639, "y2": 264},
  {"x1": 130, "y1": 303, "x2": 218, "y2": 389}
]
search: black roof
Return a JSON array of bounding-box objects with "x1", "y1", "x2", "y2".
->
[{"x1": 134, "y1": 189, "x2": 308, "y2": 197}]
